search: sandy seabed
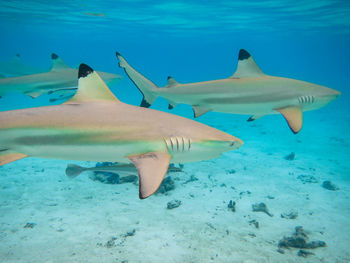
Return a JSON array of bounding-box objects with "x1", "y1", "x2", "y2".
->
[{"x1": 0, "y1": 105, "x2": 349, "y2": 263}]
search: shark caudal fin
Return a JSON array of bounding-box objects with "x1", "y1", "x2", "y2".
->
[
  {"x1": 230, "y1": 49, "x2": 264, "y2": 78},
  {"x1": 65, "y1": 164, "x2": 86, "y2": 178},
  {"x1": 115, "y1": 52, "x2": 158, "y2": 108},
  {"x1": 64, "y1": 63, "x2": 120, "y2": 104},
  {"x1": 50, "y1": 53, "x2": 69, "y2": 71},
  {"x1": 0, "y1": 149, "x2": 27, "y2": 166}
]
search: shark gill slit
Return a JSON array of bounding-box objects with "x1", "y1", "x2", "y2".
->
[{"x1": 164, "y1": 137, "x2": 191, "y2": 152}]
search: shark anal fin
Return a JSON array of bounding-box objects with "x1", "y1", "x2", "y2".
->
[
  {"x1": 276, "y1": 106, "x2": 303, "y2": 134},
  {"x1": 128, "y1": 152, "x2": 171, "y2": 199},
  {"x1": 247, "y1": 115, "x2": 264, "y2": 122},
  {"x1": 0, "y1": 151, "x2": 27, "y2": 166},
  {"x1": 192, "y1": 106, "x2": 211, "y2": 118}
]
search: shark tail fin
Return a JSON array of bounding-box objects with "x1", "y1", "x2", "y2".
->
[
  {"x1": 115, "y1": 52, "x2": 158, "y2": 108},
  {"x1": 65, "y1": 164, "x2": 86, "y2": 178},
  {"x1": 0, "y1": 149, "x2": 27, "y2": 166}
]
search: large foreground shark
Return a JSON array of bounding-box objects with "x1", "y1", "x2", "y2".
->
[
  {"x1": 0, "y1": 53, "x2": 121, "y2": 99},
  {"x1": 116, "y1": 50, "x2": 341, "y2": 134},
  {"x1": 0, "y1": 63, "x2": 243, "y2": 199}
]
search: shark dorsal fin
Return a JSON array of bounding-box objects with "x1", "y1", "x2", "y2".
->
[
  {"x1": 230, "y1": 49, "x2": 264, "y2": 78},
  {"x1": 166, "y1": 76, "x2": 179, "y2": 88},
  {"x1": 64, "y1": 64, "x2": 120, "y2": 104},
  {"x1": 12, "y1": 53, "x2": 21, "y2": 62},
  {"x1": 50, "y1": 53, "x2": 69, "y2": 71}
]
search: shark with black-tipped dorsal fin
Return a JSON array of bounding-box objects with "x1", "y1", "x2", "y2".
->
[
  {"x1": 0, "y1": 63, "x2": 243, "y2": 199},
  {"x1": 0, "y1": 54, "x2": 46, "y2": 77},
  {"x1": 116, "y1": 50, "x2": 341, "y2": 134},
  {"x1": 0, "y1": 53, "x2": 121, "y2": 99}
]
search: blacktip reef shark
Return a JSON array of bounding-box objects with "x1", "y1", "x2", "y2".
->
[
  {"x1": 65, "y1": 163, "x2": 182, "y2": 178},
  {"x1": 0, "y1": 53, "x2": 121, "y2": 99},
  {"x1": 0, "y1": 63, "x2": 243, "y2": 199},
  {"x1": 116, "y1": 49, "x2": 341, "y2": 134},
  {"x1": 0, "y1": 54, "x2": 46, "y2": 77}
]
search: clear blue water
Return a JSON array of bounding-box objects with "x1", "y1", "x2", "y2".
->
[{"x1": 0, "y1": 1, "x2": 349, "y2": 262}]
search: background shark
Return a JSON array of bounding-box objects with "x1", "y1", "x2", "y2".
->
[
  {"x1": 116, "y1": 50, "x2": 341, "y2": 134},
  {"x1": 0, "y1": 53, "x2": 121, "y2": 99},
  {"x1": 65, "y1": 162, "x2": 182, "y2": 178},
  {"x1": 0, "y1": 63, "x2": 243, "y2": 199},
  {"x1": 0, "y1": 54, "x2": 46, "y2": 77}
]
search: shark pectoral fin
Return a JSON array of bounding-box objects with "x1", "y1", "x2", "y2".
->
[
  {"x1": 65, "y1": 164, "x2": 85, "y2": 178},
  {"x1": 192, "y1": 106, "x2": 211, "y2": 118},
  {"x1": 276, "y1": 106, "x2": 303, "y2": 134},
  {"x1": 230, "y1": 49, "x2": 264, "y2": 78},
  {"x1": 0, "y1": 150, "x2": 27, "y2": 166},
  {"x1": 128, "y1": 152, "x2": 171, "y2": 199},
  {"x1": 25, "y1": 91, "x2": 43, "y2": 98},
  {"x1": 64, "y1": 64, "x2": 120, "y2": 104},
  {"x1": 247, "y1": 115, "x2": 264, "y2": 122}
]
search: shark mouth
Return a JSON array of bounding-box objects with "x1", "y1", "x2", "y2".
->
[{"x1": 164, "y1": 137, "x2": 192, "y2": 152}]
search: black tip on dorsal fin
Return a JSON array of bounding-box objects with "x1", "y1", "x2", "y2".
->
[
  {"x1": 78, "y1": 63, "x2": 94, "y2": 79},
  {"x1": 51, "y1": 53, "x2": 59, "y2": 60},
  {"x1": 115, "y1": 51, "x2": 122, "y2": 57},
  {"x1": 238, "y1": 49, "x2": 251, "y2": 61},
  {"x1": 167, "y1": 76, "x2": 172, "y2": 80},
  {"x1": 16, "y1": 53, "x2": 20, "y2": 58}
]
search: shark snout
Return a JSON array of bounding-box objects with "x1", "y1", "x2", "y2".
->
[{"x1": 229, "y1": 138, "x2": 244, "y2": 149}]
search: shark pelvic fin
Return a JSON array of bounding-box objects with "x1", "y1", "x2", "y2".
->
[
  {"x1": 50, "y1": 53, "x2": 69, "y2": 71},
  {"x1": 65, "y1": 164, "x2": 86, "y2": 178},
  {"x1": 192, "y1": 106, "x2": 211, "y2": 118},
  {"x1": 128, "y1": 152, "x2": 171, "y2": 199},
  {"x1": 25, "y1": 91, "x2": 43, "y2": 98},
  {"x1": 0, "y1": 150, "x2": 27, "y2": 166},
  {"x1": 230, "y1": 49, "x2": 264, "y2": 79},
  {"x1": 247, "y1": 115, "x2": 264, "y2": 122},
  {"x1": 65, "y1": 64, "x2": 120, "y2": 104},
  {"x1": 166, "y1": 76, "x2": 179, "y2": 87},
  {"x1": 276, "y1": 106, "x2": 303, "y2": 134}
]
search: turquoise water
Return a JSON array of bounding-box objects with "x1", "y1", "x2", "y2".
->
[{"x1": 0, "y1": 1, "x2": 349, "y2": 262}]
